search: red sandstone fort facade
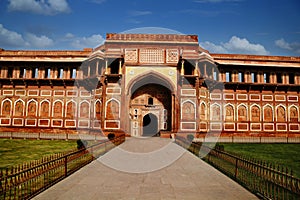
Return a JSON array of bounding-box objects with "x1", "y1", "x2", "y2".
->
[{"x1": 0, "y1": 33, "x2": 299, "y2": 138}]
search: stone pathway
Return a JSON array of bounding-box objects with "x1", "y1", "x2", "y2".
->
[{"x1": 33, "y1": 137, "x2": 258, "y2": 200}]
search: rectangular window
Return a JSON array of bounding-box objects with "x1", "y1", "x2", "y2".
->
[
  {"x1": 251, "y1": 72, "x2": 257, "y2": 83},
  {"x1": 8, "y1": 68, "x2": 13, "y2": 78},
  {"x1": 277, "y1": 73, "x2": 282, "y2": 84},
  {"x1": 213, "y1": 71, "x2": 218, "y2": 81},
  {"x1": 20, "y1": 68, "x2": 26, "y2": 78},
  {"x1": 70, "y1": 68, "x2": 77, "y2": 79},
  {"x1": 58, "y1": 68, "x2": 64, "y2": 79},
  {"x1": 225, "y1": 72, "x2": 231, "y2": 82},
  {"x1": 32, "y1": 68, "x2": 39, "y2": 78},
  {"x1": 289, "y1": 73, "x2": 295, "y2": 84},
  {"x1": 238, "y1": 72, "x2": 244, "y2": 82},
  {"x1": 263, "y1": 72, "x2": 270, "y2": 83}
]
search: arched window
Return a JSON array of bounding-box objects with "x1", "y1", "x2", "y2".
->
[
  {"x1": 14, "y1": 99, "x2": 24, "y2": 116},
  {"x1": 251, "y1": 105, "x2": 260, "y2": 122},
  {"x1": 53, "y1": 100, "x2": 63, "y2": 117},
  {"x1": 79, "y1": 101, "x2": 90, "y2": 118},
  {"x1": 263, "y1": 105, "x2": 273, "y2": 122},
  {"x1": 94, "y1": 100, "x2": 102, "y2": 119},
  {"x1": 276, "y1": 105, "x2": 286, "y2": 122},
  {"x1": 66, "y1": 101, "x2": 77, "y2": 118},
  {"x1": 224, "y1": 104, "x2": 234, "y2": 122},
  {"x1": 148, "y1": 97, "x2": 153, "y2": 105},
  {"x1": 211, "y1": 103, "x2": 221, "y2": 121},
  {"x1": 182, "y1": 101, "x2": 195, "y2": 121},
  {"x1": 1, "y1": 99, "x2": 12, "y2": 116},
  {"x1": 106, "y1": 99, "x2": 120, "y2": 120},
  {"x1": 200, "y1": 103, "x2": 206, "y2": 120},
  {"x1": 237, "y1": 104, "x2": 247, "y2": 121},
  {"x1": 27, "y1": 99, "x2": 38, "y2": 117},
  {"x1": 289, "y1": 106, "x2": 299, "y2": 122},
  {"x1": 40, "y1": 100, "x2": 50, "y2": 117}
]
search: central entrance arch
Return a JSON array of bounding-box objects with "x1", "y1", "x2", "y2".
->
[{"x1": 143, "y1": 113, "x2": 158, "y2": 137}]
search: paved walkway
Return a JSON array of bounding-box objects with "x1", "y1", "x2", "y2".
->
[{"x1": 34, "y1": 137, "x2": 257, "y2": 200}]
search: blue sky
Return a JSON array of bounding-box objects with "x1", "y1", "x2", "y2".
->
[{"x1": 0, "y1": 0, "x2": 299, "y2": 56}]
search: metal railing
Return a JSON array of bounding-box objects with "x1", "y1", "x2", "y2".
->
[
  {"x1": 0, "y1": 135, "x2": 125, "y2": 199},
  {"x1": 175, "y1": 137, "x2": 300, "y2": 200}
]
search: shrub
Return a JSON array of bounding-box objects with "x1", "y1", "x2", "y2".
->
[
  {"x1": 187, "y1": 134, "x2": 194, "y2": 142},
  {"x1": 108, "y1": 133, "x2": 115, "y2": 140},
  {"x1": 76, "y1": 140, "x2": 87, "y2": 150}
]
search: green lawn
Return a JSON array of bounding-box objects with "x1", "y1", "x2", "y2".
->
[
  {"x1": 0, "y1": 139, "x2": 77, "y2": 169},
  {"x1": 220, "y1": 143, "x2": 300, "y2": 178}
]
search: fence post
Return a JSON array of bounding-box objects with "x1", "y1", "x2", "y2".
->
[
  {"x1": 235, "y1": 158, "x2": 238, "y2": 179},
  {"x1": 64, "y1": 156, "x2": 68, "y2": 177}
]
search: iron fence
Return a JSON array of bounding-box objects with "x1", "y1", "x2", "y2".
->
[
  {"x1": 175, "y1": 137, "x2": 300, "y2": 200},
  {"x1": 0, "y1": 135, "x2": 125, "y2": 199}
]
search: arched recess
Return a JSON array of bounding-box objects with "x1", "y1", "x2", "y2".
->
[
  {"x1": 181, "y1": 100, "x2": 196, "y2": 121},
  {"x1": 276, "y1": 104, "x2": 286, "y2": 122},
  {"x1": 237, "y1": 104, "x2": 248, "y2": 121},
  {"x1": 40, "y1": 100, "x2": 50, "y2": 117},
  {"x1": 210, "y1": 103, "x2": 221, "y2": 121},
  {"x1": 143, "y1": 113, "x2": 158, "y2": 137},
  {"x1": 289, "y1": 105, "x2": 299, "y2": 122},
  {"x1": 127, "y1": 71, "x2": 175, "y2": 96},
  {"x1": 52, "y1": 100, "x2": 64, "y2": 118},
  {"x1": 79, "y1": 100, "x2": 90, "y2": 118},
  {"x1": 14, "y1": 99, "x2": 25, "y2": 116},
  {"x1": 94, "y1": 100, "x2": 102, "y2": 120},
  {"x1": 224, "y1": 103, "x2": 234, "y2": 122},
  {"x1": 263, "y1": 104, "x2": 273, "y2": 122},
  {"x1": 1, "y1": 99, "x2": 12, "y2": 116},
  {"x1": 200, "y1": 101, "x2": 207, "y2": 120},
  {"x1": 27, "y1": 99, "x2": 38, "y2": 117},
  {"x1": 66, "y1": 100, "x2": 77, "y2": 118},
  {"x1": 250, "y1": 104, "x2": 261, "y2": 122},
  {"x1": 105, "y1": 98, "x2": 120, "y2": 120}
]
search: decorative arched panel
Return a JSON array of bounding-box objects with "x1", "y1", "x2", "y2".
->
[
  {"x1": 94, "y1": 100, "x2": 102, "y2": 120},
  {"x1": 224, "y1": 104, "x2": 234, "y2": 122},
  {"x1": 66, "y1": 100, "x2": 77, "y2": 118},
  {"x1": 200, "y1": 102, "x2": 207, "y2": 120},
  {"x1": 1, "y1": 99, "x2": 12, "y2": 116},
  {"x1": 181, "y1": 100, "x2": 195, "y2": 121},
  {"x1": 27, "y1": 99, "x2": 38, "y2": 117},
  {"x1": 40, "y1": 100, "x2": 50, "y2": 117},
  {"x1": 210, "y1": 103, "x2": 221, "y2": 121},
  {"x1": 263, "y1": 104, "x2": 273, "y2": 122},
  {"x1": 237, "y1": 104, "x2": 247, "y2": 121},
  {"x1": 52, "y1": 100, "x2": 63, "y2": 118},
  {"x1": 250, "y1": 104, "x2": 260, "y2": 122},
  {"x1": 14, "y1": 99, "x2": 25, "y2": 116},
  {"x1": 79, "y1": 101, "x2": 90, "y2": 118},
  {"x1": 276, "y1": 105, "x2": 286, "y2": 122},
  {"x1": 105, "y1": 99, "x2": 120, "y2": 120},
  {"x1": 289, "y1": 105, "x2": 299, "y2": 122}
]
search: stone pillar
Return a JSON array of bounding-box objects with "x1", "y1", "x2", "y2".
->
[
  {"x1": 194, "y1": 61, "x2": 198, "y2": 76},
  {"x1": 118, "y1": 59, "x2": 122, "y2": 74},
  {"x1": 181, "y1": 60, "x2": 185, "y2": 75},
  {"x1": 105, "y1": 60, "x2": 108, "y2": 75}
]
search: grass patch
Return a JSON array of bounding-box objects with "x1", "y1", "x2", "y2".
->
[
  {"x1": 0, "y1": 139, "x2": 77, "y2": 169},
  {"x1": 220, "y1": 143, "x2": 300, "y2": 178}
]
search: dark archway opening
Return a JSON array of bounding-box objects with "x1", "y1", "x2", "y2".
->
[{"x1": 143, "y1": 113, "x2": 158, "y2": 137}]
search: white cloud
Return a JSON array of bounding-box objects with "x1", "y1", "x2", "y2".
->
[
  {"x1": 88, "y1": 0, "x2": 106, "y2": 4},
  {"x1": 0, "y1": 24, "x2": 28, "y2": 47},
  {"x1": 200, "y1": 36, "x2": 269, "y2": 55},
  {"x1": 0, "y1": 24, "x2": 54, "y2": 49},
  {"x1": 275, "y1": 38, "x2": 292, "y2": 50},
  {"x1": 25, "y1": 33, "x2": 54, "y2": 48},
  {"x1": 71, "y1": 34, "x2": 105, "y2": 49},
  {"x1": 7, "y1": 0, "x2": 70, "y2": 15},
  {"x1": 129, "y1": 10, "x2": 152, "y2": 16},
  {"x1": 275, "y1": 38, "x2": 300, "y2": 54}
]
